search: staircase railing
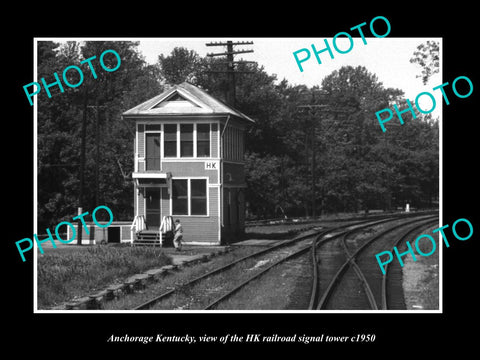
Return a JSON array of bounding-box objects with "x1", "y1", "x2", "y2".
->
[{"x1": 130, "y1": 215, "x2": 146, "y2": 243}]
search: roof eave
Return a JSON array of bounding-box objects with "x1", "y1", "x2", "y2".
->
[{"x1": 122, "y1": 112, "x2": 255, "y2": 124}]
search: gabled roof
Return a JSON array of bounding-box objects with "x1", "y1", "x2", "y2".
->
[{"x1": 122, "y1": 82, "x2": 255, "y2": 124}]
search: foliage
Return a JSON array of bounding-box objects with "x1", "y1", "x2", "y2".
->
[
  {"x1": 37, "y1": 41, "x2": 162, "y2": 229},
  {"x1": 410, "y1": 41, "x2": 440, "y2": 85},
  {"x1": 158, "y1": 47, "x2": 202, "y2": 84},
  {"x1": 37, "y1": 41, "x2": 439, "y2": 227}
]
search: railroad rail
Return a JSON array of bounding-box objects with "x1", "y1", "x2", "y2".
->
[
  {"x1": 310, "y1": 214, "x2": 438, "y2": 310},
  {"x1": 204, "y1": 215, "x2": 424, "y2": 310},
  {"x1": 130, "y1": 211, "x2": 436, "y2": 310},
  {"x1": 132, "y1": 227, "x2": 330, "y2": 310},
  {"x1": 380, "y1": 219, "x2": 438, "y2": 309}
]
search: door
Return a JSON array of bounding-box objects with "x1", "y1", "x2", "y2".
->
[
  {"x1": 107, "y1": 227, "x2": 120, "y2": 243},
  {"x1": 145, "y1": 187, "x2": 161, "y2": 229}
]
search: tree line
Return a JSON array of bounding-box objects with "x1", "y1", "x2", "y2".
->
[{"x1": 36, "y1": 41, "x2": 438, "y2": 228}]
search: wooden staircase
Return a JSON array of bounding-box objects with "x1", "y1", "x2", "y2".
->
[
  {"x1": 131, "y1": 215, "x2": 174, "y2": 247},
  {"x1": 134, "y1": 230, "x2": 162, "y2": 246}
]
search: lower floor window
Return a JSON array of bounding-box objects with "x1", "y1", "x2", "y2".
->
[
  {"x1": 172, "y1": 178, "x2": 207, "y2": 215},
  {"x1": 172, "y1": 180, "x2": 188, "y2": 215}
]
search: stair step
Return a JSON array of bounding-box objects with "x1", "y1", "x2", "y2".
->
[{"x1": 133, "y1": 230, "x2": 164, "y2": 246}]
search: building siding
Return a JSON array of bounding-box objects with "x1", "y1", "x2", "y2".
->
[
  {"x1": 125, "y1": 85, "x2": 251, "y2": 246},
  {"x1": 221, "y1": 120, "x2": 245, "y2": 162},
  {"x1": 182, "y1": 186, "x2": 219, "y2": 244},
  {"x1": 210, "y1": 186, "x2": 219, "y2": 217},
  {"x1": 161, "y1": 187, "x2": 169, "y2": 216},
  {"x1": 138, "y1": 190, "x2": 145, "y2": 217},
  {"x1": 67, "y1": 222, "x2": 133, "y2": 244},
  {"x1": 221, "y1": 186, "x2": 246, "y2": 243},
  {"x1": 178, "y1": 216, "x2": 220, "y2": 244},
  {"x1": 162, "y1": 162, "x2": 219, "y2": 183},
  {"x1": 129, "y1": 184, "x2": 219, "y2": 244},
  {"x1": 223, "y1": 162, "x2": 245, "y2": 187},
  {"x1": 137, "y1": 124, "x2": 145, "y2": 158}
]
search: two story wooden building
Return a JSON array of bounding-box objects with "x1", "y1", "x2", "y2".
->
[{"x1": 122, "y1": 82, "x2": 254, "y2": 245}]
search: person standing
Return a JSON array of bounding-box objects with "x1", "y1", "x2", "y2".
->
[{"x1": 173, "y1": 219, "x2": 183, "y2": 251}]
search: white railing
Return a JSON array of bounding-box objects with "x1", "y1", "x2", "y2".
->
[{"x1": 130, "y1": 215, "x2": 146, "y2": 243}]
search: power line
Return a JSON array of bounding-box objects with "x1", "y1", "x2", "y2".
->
[{"x1": 205, "y1": 40, "x2": 256, "y2": 107}]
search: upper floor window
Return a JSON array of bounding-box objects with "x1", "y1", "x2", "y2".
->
[
  {"x1": 164, "y1": 124, "x2": 177, "y2": 157},
  {"x1": 161, "y1": 123, "x2": 211, "y2": 158},
  {"x1": 145, "y1": 132, "x2": 160, "y2": 170},
  {"x1": 180, "y1": 124, "x2": 194, "y2": 157},
  {"x1": 197, "y1": 124, "x2": 210, "y2": 157}
]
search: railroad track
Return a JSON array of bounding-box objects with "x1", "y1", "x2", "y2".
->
[
  {"x1": 381, "y1": 221, "x2": 439, "y2": 310},
  {"x1": 130, "y1": 211, "x2": 436, "y2": 310},
  {"x1": 132, "y1": 226, "x2": 329, "y2": 310},
  {"x1": 310, "y1": 214, "x2": 438, "y2": 310}
]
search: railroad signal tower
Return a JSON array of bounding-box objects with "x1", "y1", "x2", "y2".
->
[{"x1": 206, "y1": 40, "x2": 255, "y2": 107}]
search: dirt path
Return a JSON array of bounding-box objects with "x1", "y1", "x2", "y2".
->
[{"x1": 402, "y1": 225, "x2": 440, "y2": 310}]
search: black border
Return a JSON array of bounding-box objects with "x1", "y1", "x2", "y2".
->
[{"x1": 6, "y1": 5, "x2": 478, "y2": 354}]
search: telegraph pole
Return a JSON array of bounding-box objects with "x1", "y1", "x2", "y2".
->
[
  {"x1": 87, "y1": 102, "x2": 107, "y2": 208},
  {"x1": 297, "y1": 97, "x2": 358, "y2": 217},
  {"x1": 206, "y1": 41, "x2": 255, "y2": 238},
  {"x1": 297, "y1": 103, "x2": 327, "y2": 218},
  {"x1": 205, "y1": 40, "x2": 255, "y2": 107},
  {"x1": 78, "y1": 96, "x2": 106, "y2": 246},
  {"x1": 78, "y1": 92, "x2": 88, "y2": 245}
]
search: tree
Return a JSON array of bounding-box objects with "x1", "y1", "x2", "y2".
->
[
  {"x1": 318, "y1": 66, "x2": 405, "y2": 213},
  {"x1": 37, "y1": 42, "x2": 439, "y2": 226},
  {"x1": 158, "y1": 47, "x2": 202, "y2": 84},
  {"x1": 37, "y1": 41, "x2": 84, "y2": 230},
  {"x1": 37, "y1": 40, "x2": 162, "y2": 229},
  {"x1": 410, "y1": 41, "x2": 440, "y2": 85}
]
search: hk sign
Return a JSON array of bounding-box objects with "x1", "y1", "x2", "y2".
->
[{"x1": 205, "y1": 161, "x2": 219, "y2": 170}]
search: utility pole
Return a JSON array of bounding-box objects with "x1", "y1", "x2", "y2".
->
[
  {"x1": 78, "y1": 96, "x2": 106, "y2": 246},
  {"x1": 205, "y1": 40, "x2": 255, "y2": 107},
  {"x1": 206, "y1": 41, "x2": 255, "y2": 238},
  {"x1": 297, "y1": 97, "x2": 358, "y2": 217},
  {"x1": 87, "y1": 102, "x2": 107, "y2": 208},
  {"x1": 78, "y1": 92, "x2": 88, "y2": 245},
  {"x1": 297, "y1": 103, "x2": 327, "y2": 218}
]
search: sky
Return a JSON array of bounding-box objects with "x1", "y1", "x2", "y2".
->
[
  {"x1": 44, "y1": 37, "x2": 442, "y2": 118},
  {"x1": 137, "y1": 37, "x2": 442, "y2": 103},
  {"x1": 136, "y1": 37, "x2": 442, "y2": 119}
]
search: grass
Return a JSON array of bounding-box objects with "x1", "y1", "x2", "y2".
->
[
  {"x1": 103, "y1": 246, "x2": 264, "y2": 310},
  {"x1": 37, "y1": 245, "x2": 171, "y2": 309},
  {"x1": 401, "y1": 224, "x2": 440, "y2": 310}
]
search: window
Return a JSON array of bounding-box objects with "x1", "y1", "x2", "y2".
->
[
  {"x1": 191, "y1": 179, "x2": 207, "y2": 215},
  {"x1": 164, "y1": 124, "x2": 177, "y2": 157},
  {"x1": 180, "y1": 124, "x2": 193, "y2": 157},
  {"x1": 146, "y1": 124, "x2": 161, "y2": 131},
  {"x1": 196, "y1": 123, "x2": 210, "y2": 157},
  {"x1": 172, "y1": 179, "x2": 207, "y2": 215},
  {"x1": 145, "y1": 133, "x2": 160, "y2": 170},
  {"x1": 172, "y1": 179, "x2": 188, "y2": 215}
]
